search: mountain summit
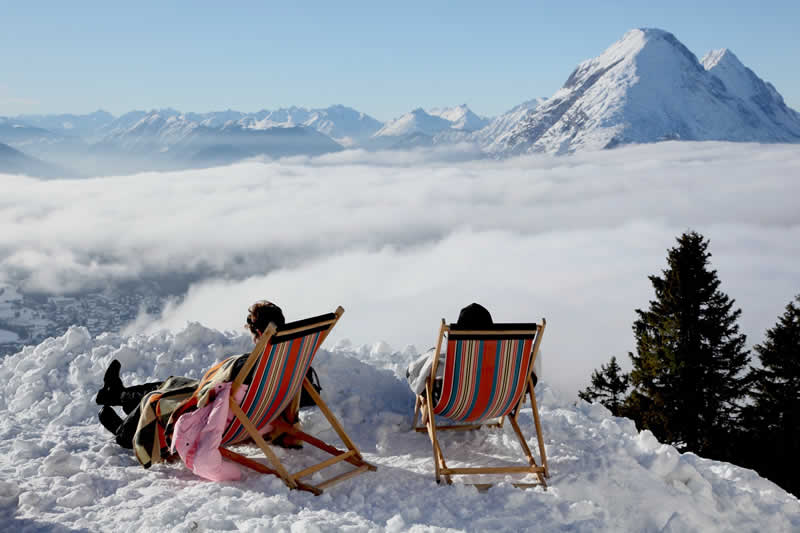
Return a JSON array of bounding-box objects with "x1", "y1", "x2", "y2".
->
[
  {"x1": 490, "y1": 28, "x2": 800, "y2": 155},
  {"x1": 374, "y1": 108, "x2": 454, "y2": 138},
  {"x1": 428, "y1": 104, "x2": 489, "y2": 131},
  {"x1": 700, "y1": 48, "x2": 800, "y2": 135}
]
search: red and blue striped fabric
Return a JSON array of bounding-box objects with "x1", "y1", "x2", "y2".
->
[
  {"x1": 433, "y1": 336, "x2": 534, "y2": 423},
  {"x1": 221, "y1": 329, "x2": 323, "y2": 445}
]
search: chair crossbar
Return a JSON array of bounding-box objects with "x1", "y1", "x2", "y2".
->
[
  {"x1": 448, "y1": 330, "x2": 537, "y2": 337},
  {"x1": 294, "y1": 449, "x2": 357, "y2": 479},
  {"x1": 448, "y1": 322, "x2": 540, "y2": 331},
  {"x1": 273, "y1": 318, "x2": 337, "y2": 338},
  {"x1": 317, "y1": 464, "x2": 371, "y2": 490},
  {"x1": 413, "y1": 418, "x2": 503, "y2": 432},
  {"x1": 442, "y1": 466, "x2": 543, "y2": 475}
]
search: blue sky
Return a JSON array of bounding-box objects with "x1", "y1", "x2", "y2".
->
[{"x1": 1, "y1": 1, "x2": 798, "y2": 121}]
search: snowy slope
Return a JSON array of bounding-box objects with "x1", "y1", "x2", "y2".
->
[
  {"x1": 97, "y1": 110, "x2": 149, "y2": 139},
  {"x1": 1, "y1": 325, "x2": 798, "y2": 532},
  {"x1": 490, "y1": 28, "x2": 800, "y2": 155},
  {"x1": 100, "y1": 110, "x2": 198, "y2": 152},
  {"x1": 469, "y1": 98, "x2": 546, "y2": 145}
]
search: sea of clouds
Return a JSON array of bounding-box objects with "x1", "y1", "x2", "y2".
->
[{"x1": 2, "y1": 141, "x2": 799, "y2": 396}]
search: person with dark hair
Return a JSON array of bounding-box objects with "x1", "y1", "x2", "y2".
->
[
  {"x1": 454, "y1": 302, "x2": 494, "y2": 329},
  {"x1": 95, "y1": 300, "x2": 301, "y2": 451},
  {"x1": 405, "y1": 303, "x2": 493, "y2": 402},
  {"x1": 406, "y1": 303, "x2": 540, "y2": 403}
]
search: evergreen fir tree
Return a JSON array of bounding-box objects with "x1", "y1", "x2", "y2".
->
[
  {"x1": 578, "y1": 356, "x2": 629, "y2": 416},
  {"x1": 626, "y1": 231, "x2": 749, "y2": 459},
  {"x1": 741, "y1": 295, "x2": 800, "y2": 496}
]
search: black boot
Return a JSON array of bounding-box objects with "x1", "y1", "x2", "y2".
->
[
  {"x1": 98, "y1": 406, "x2": 123, "y2": 434},
  {"x1": 95, "y1": 359, "x2": 123, "y2": 405}
]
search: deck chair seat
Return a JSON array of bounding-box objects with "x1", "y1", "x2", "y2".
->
[
  {"x1": 215, "y1": 306, "x2": 375, "y2": 494},
  {"x1": 413, "y1": 319, "x2": 549, "y2": 489}
]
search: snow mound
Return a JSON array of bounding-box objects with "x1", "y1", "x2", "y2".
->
[{"x1": 1, "y1": 325, "x2": 798, "y2": 531}]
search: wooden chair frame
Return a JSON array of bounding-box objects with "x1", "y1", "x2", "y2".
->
[
  {"x1": 220, "y1": 306, "x2": 376, "y2": 495},
  {"x1": 412, "y1": 318, "x2": 549, "y2": 489}
]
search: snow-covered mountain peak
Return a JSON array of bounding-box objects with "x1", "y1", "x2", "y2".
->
[
  {"x1": 131, "y1": 109, "x2": 182, "y2": 129},
  {"x1": 702, "y1": 48, "x2": 800, "y2": 137},
  {"x1": 699, "y1": 47, "x2": 771, "y2": 102},
  {"x1": 582, "y1": 28, "x2": 686, "y2": 68},
  {"x1": 374, "y1": 108, "x2": 452, "y2": 137},
  {"x1": 570, "y1": 28, "x2": 701, "y2": 86},
  {"x1": 226, "y1": 105, "x2": 381, "y2": 144},
  {"x1": 489, "y1": 27, "x2": 800, "y2": 155},
  {"x1": 375, "y1": 104, "x2": 491, "y2": 140},
  {"x1": 428, "y1": 104, "x2": 489, "y2": 131},
  {"x1": 701, "y1": 48, "x2": 743, "y2": 71}
]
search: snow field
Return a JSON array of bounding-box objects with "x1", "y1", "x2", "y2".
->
[{"x1": 0, "y1": 325, "x2": 798, "y2": 532}]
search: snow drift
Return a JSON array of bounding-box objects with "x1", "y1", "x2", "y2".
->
[{"x1": 1, "y1": 325, "x2": 798, "y2": 531}]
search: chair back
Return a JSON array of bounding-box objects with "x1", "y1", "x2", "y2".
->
[
  {"x1": 432, "y1": 323, "x2": 542, "y2": 423},
  {"x1": 221, "y1": 311, "x2": 340, "y2": 445}
]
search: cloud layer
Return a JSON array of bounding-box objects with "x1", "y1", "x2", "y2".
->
[{"x1": 2, "y1": 141, "x2": 799, "y2": 396}]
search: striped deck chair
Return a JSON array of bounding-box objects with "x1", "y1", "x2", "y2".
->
[
  {"x1": 412, "y1": 318, "x2": 548, "y2": 489},
  {"x1": 218, "y1": 306, "x2": 375, "y2": 495}
]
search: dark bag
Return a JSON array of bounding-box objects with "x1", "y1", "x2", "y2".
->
[{"x1": 299, "y1": 366, "x2": 322, "y2": 408}]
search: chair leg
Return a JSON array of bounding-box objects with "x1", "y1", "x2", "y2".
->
[
  {"x1": 424, "y1": 381, "x2": 449, "y2": 484},
  {"x1": 412, "y1": 396, "x2": 421, "y2": 430},
  {"x1": 228, "y1": 400, "x2": 297, "y2": 489},
  {"x1": 509, "y1": 413, "x2": 546, "y2": 487},
  {"x1": 302, "y1": 379, "x2": 362, "y2": 458},
  {"x1": 528, "y1": 377, "x2": 549, "y2": 478}
]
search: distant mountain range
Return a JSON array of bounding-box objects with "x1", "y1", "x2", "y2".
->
[{"x1": 2, "y1": 27, "x2": 799, "y2": 177}]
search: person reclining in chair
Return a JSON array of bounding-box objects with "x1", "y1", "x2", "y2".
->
[
  {"x1": 95, "y1": 300, "x2": 305, "y2": 460},
  {"x1": 406, "y1": 303, "x2": 540, "y2": 404}
]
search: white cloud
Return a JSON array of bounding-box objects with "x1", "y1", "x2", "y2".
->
[{"x1": 2, "y1": 141, "x2": 800, "y2": 396}]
